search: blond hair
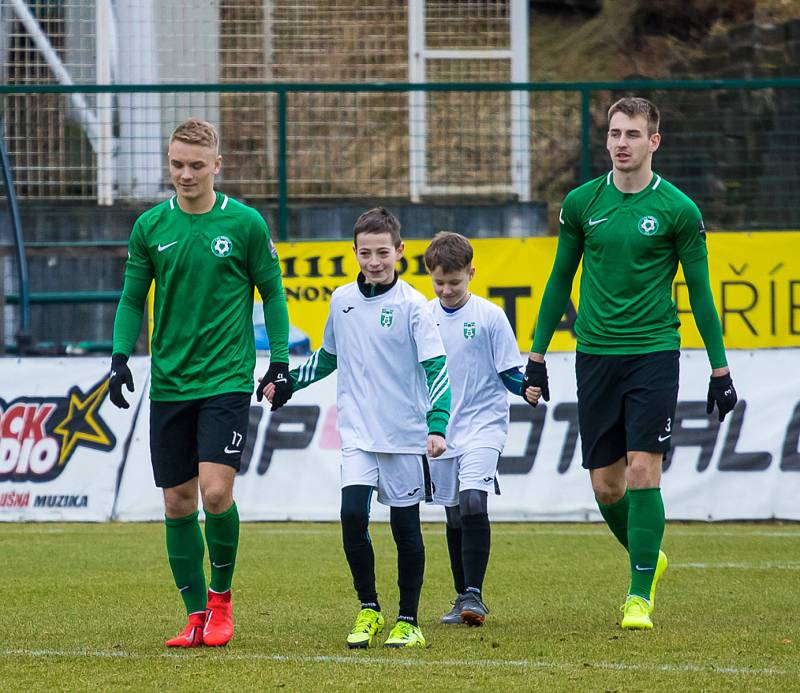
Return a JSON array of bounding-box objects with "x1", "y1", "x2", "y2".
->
[{"x1": 169, "y1": 118, "x2": 219, "y2": 151}]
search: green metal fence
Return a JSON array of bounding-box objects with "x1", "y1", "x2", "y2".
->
[
  {"x1": 2, "y1": 78, "x2": 800, "y2": 352},
  {"x1": 2, "y1": 78, "x2": 800, "y2": 240}
]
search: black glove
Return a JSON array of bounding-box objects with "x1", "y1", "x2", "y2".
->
[
  {"x1": 257, "y1": 361, "x2": 293, "y2": 411},
  {"x1": 109, "y1": 353, "x2": 134, "y2": 409},
  {"x1": 523, "y1": 358, "x2": 550, "y2": 407},
  {"x1": 706, "y1": 372, "x2": 737, "y2": 422}
]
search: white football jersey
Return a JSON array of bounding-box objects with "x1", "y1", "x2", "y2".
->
[
  {"x1": 323, "y1": 279, "x2": 446, "y2": 453},
  {"x1": 430, "y1": 294, "x2": 523, "y2": 457}
]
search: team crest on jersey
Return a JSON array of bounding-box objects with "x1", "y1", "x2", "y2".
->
[
  {"x1": 638, "y1": 216, "x2": 660, "y2": 236},
  {"x1": 380, "y1": 308, "x2": 394, "y2": 328},
  {"x1": 463, "y1": 321, "x2": 477, "y2": 339},
  {"x1": 211, "y1": 235, "x2": 233, "y2": 257}
]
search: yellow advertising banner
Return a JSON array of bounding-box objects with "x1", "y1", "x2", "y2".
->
[{"x1": 264, "y1": 232, "x2": 800, "y2": 352}]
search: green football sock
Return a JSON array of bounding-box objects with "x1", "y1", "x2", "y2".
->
[
  {"x1": 165, "y1": 511, "x2": 207, "y2": 614},
  {"x1": 597, "y1": 490, "x2": 630, "y2": 550},
  {"x1": 204, "y1": 501, "x2": 240, "y2": 593},
  {"x1": 627, "y1": 488, "x2": 665, "y2": 601}
]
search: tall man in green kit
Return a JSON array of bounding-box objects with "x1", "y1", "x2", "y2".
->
[
  {"x1": 109, "y1": 118, "x2": 292, "y2": 647},
  {"x1": 522, "y1": 98, "x2": 738, "y2": 630}
]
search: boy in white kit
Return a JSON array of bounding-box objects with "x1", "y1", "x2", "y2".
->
[
  {"x1": 424, "y1": 232, "x2": 525, "y2": 626},
  {"x1": 268, "y1": 208, "x2": 451, "y2": 648}
]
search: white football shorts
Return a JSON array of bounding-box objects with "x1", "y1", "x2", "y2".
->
[
  {"x1": 340, "y1": 447, "x2": 430, "y2": 507},
  {"x1": 428, "y1": 447, "x2": 501, "y2": 507}
]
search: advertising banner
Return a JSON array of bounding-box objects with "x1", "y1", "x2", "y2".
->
[
  {"x1": 114, "y1": 349, "x2": 800, "y2": 522},
  {"x1": 0, "y1": 357, "x2": 149, "y2": 521},
  {"x1": 264, "y1": 232, "x2": 800, "y2": 352}
]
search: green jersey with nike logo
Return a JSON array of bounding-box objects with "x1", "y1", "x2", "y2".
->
[
  {"x1": 536, "y1": 171, "x2": 709, "y2": 355},
  {"x1": 113, "y1": 192, "x2": 289, "y2": 400}
]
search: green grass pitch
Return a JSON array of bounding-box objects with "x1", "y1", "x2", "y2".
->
[{"x1": 1, "y1": 522, "x2": 798, "y2": 691}]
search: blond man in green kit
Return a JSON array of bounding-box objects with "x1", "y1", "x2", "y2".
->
[
  {"x1": 109, "y1": 118, "x2": 292, "y2": 647},
  {"x1": 523, "y1": 98, "x2": 738, "y2": 630}
]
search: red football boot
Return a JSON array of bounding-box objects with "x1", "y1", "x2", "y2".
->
[
  {"x1": 165, "y1": 612, "x2": 205, "y2": 648},
  {"x1": 203, "y1": 589, "x2": 234, "y2": 646}
]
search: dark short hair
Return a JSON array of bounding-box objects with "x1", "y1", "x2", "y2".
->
[
  {"x1": 424, "y1": 231, "x2": 473, "y2": 273},
  {"x1": 608, "y1": 97, "x2": 660, "y2": 136},
  {"x1": 170, "y1": 118, "x2": 220, "y2": 151},
  {"x1": 353, "y1": 207, "x2": 402, "y2": 247}
]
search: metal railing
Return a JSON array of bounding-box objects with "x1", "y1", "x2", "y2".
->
[
  {"x1": 3, "y1": 78, "x2": 800, "y2": 239},
  {"x1": 3, "y1": 78, "x2": 800, "y2": 352}
]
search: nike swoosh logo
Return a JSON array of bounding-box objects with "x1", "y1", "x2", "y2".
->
[
  {"x1": 658, "y1": 434, "x2": 672, "y2": 442},
  {"x1": 343, "y1": 306, "x2": 355, "y2": 313},
  {"x1": 559, "y1": 208, "x2": 564, "y2": 224},
  {"x1": 178, "y1": 585, "x2": 190, "y2": 592},
  {"x1": 587, "y1": 217, "x2": 608, "y2": 226},
  {"x1": 634, "y1": 564, "x2": 655, "y2": 572},
  {"x1": 212, "y1": 561, "x2": 232, "y2": 569},
  {"x1": 223, "y1": 446, "x2": 239, "y2": 454},
  {"x1": 158, "y1": 241, "x2": 178, "y2": 252}
]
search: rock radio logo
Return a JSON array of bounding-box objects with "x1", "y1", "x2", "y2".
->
[{"x1": 0, "y1": 377, "x2": 115, "y2": 482}]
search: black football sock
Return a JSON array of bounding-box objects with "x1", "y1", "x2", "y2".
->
[
  {"x1": 461, "y1": 512, "x2": 491, "y2": 594},
  {"x1": 391, "y1": 504, "x2": 424, "y2": 625},
  {"x1": 340, "y1": 485, "x2": 379, "y2": 609},
  {"x1": 445, "y1": 505, "x2": 466, "y2": 594}
]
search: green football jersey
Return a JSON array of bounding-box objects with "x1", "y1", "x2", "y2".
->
[
  {"x1": 117, "y1": 192, "x2": 287, "y2": 400},
  {"x1": 557, "y1": 171, "x2": 708, "y2": 355}
]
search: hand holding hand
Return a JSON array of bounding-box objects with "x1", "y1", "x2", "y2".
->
[
  {"x1": 427, "y1": 434, "x2": 446, "y2": 459},
  {"x1": 257, "y1": 362, "x2": 293, "y2": 411},
  {"x1": 523, "y1": 357, "x2": 549, "y2": 408}
]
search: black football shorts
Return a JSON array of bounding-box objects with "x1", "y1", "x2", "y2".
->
[
  {"x1": 575, "y1": 350, "x2": 679, "y2": 469},
  {"x1": 149, "y1": 392, "x2": 251, "y2": 488}
]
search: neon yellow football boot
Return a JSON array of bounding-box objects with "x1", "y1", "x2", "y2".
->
[
  {"x1": 620, "y1": 595, "x2": 653, "y2": 630},
  {"x1": 346, "y1": 608, "x2": 384, "y2": 649},
  {"x1": 383, "y1": 620, "x2": 426, "y2": 648},
  {"x1": 649, "y1": 550, "x2": 668, "y2": 614}
]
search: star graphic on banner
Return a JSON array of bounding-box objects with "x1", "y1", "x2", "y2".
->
[{"x1": 52, "y1": 378, "x2": 116, "y2": 466}]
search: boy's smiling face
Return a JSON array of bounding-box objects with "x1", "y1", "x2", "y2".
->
[{"x1": 354, "y1": 232, "x2": 404, "y2": 285}]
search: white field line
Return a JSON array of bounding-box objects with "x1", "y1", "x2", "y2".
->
[
  {"x1": 247, "y1": 527, "x2": 800, "y2": 539},
  {"x1": 674, "y1": 561, "x2": 800, "y2": 570},
  {"x1": 0, "y1": 649, "x2": 793, "y2": 677},
  {"x1": 3, "y1": 527, "x2": 800, "y2": 539},
  {"x1": 244, "y1": 527, "x2": 800, "y2": 537}
]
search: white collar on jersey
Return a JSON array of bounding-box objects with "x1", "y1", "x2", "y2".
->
[
  {"x1": 168, "y1": 194, "x2": 229, "y2": 211},
  {"x1": 605, "y1": 171, "x2": 662, "y2": 190}
]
